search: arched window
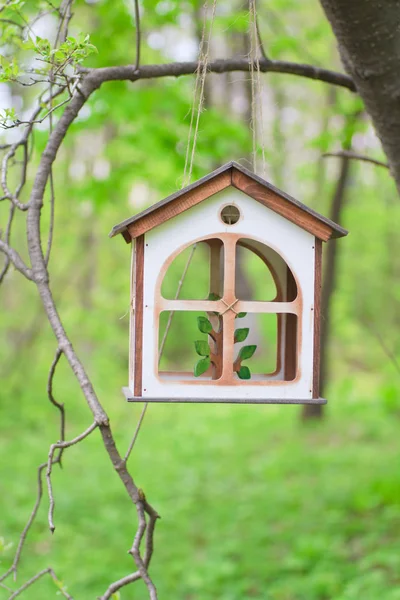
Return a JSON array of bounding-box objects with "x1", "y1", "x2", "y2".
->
[{"x1": 157, "y1": 235, "x2": 300, "y2": 384}]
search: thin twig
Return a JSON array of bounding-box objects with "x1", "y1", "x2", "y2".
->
[
  {"x1": 129, "y1": 502, "x2": 157, "y2": 600},
  {"x1": 0, "y1": 240, "x2": 33, "y2": 280},
  {"x1": 124, "y1": 402, "x2": 148, "y2": 463},
  {"x1": 46, "y1": 423, "x2": 98, "y2": 532},
  {"x1": 133, "y1": 0, "x2": 140, "y2": 71},
  {"x1": 255, "y1": 10, "x2": 268, "y2": 60},
  {"x1": 47, "y1": 348, "x2": 66, "y2": 465},
  {"x1": 322, "y1": 150, "x2": 389, "y2": 169},
  {"x1": 7, "y1": 567, "x2": 73, "y2": 600},
  {"x1": 365, "y1": 323, "x2": 400, "y2": 376},
  {"x1": 1, "y1": 93, "x2": 72, "y2": 130},
  {"x1": 0, "y1": 203, "x2": 15, "y2": 283},
  {"x1": 98, "y1": 571, "x2": 141, "y2": 600}
]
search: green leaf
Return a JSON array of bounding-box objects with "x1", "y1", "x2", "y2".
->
[
  {"x1": 194, "y1": 340, "x2": 210, "y2": 357},
  {"x1": 236, "y1": 312, "x2": 247, "y2": 318},
  {"x1": 197, "y1": 316, "x2": 212, "y2": 334},
  {"x1": 207, "y1": 292, "x2": 220, "y2": 301},
  {"x1": 238, "y1": 365, "x2": 251, "y2": 379},
  {"x1": 234, "y1": 327, "x2": 249, "y2": 343},
  {"x1": 239, "y1": 345, "x2": 257, "y2": 360},
  {"x1": 194, "y1": 357, "x2": 210, "y2": 377}
]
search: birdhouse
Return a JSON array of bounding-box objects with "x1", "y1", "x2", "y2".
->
[{"x1": 110, "y1": 162, "x2": 347, "y2": 404}]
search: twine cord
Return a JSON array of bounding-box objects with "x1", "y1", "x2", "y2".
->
[
  {"x1": 249, "y1": 0, "x2": 266, "y2": 177},
  {"x1": 182, "y1": 0, "x2": 218, "y2": 188}
]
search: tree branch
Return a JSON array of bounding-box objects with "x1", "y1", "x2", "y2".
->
[
  {"x1": 47, "y1": 347, "x2": 66, "y2": 464},
  {"x1": 0, "y1": 240, "x2": 33, "y2": 280},
  {"x1": 98, "y1": 571, "x2": 141, "y2": 600},
  {"x1": 0, "y1": 463, "x2": 47, "y2": 584},
  {"x1": 7, "y1": 567, "x2": 72, "y2": 600},
  {"x1": 46, "y1": 422, "x2": 98, "y2": 532},
  {"x1": 124, "y1": 403, "x2": 148, "y2": 463},
  {"x1": 323, "y1": 150, "x2": 389, "y2": 169},
  {"x1": 0, "y1": 204, "x2": 15, "y2": 283},
  {"x1": 80, "y1": 57, "x2": 356, "y2": 91}
]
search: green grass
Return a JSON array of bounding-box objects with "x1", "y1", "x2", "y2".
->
[{"x1": 1, "y1": 386, "x2": 400, "y2": 600}]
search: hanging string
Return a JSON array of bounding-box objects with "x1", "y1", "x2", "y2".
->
[
  {"x1": 159, "y1": 1, "x2": 218, "y2": 364},
  {"x1": 182, "y1": 0, "x2": 218, "y2": 188},
  {"x1": 249, "y1": 0, "x2": 266, "y2": 177}
]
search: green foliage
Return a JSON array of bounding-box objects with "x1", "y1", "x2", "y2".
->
[
  {"x1": 197, "y1": 316, "x2": 213, "y2": 335},
  {"x1": 24, "y1": 34, "x2": 97, "y2": 67},
  {"x1": 0, "y1": 107, "x2": 17, "y2": 127},
  {"x1": 194, "y1": 340, "x2": 210, "y2": 357},
  {"x1": 234, "y1": 327, "x2": 249, "y2": 343},
  {"x1": 237, "y1": 365, "x2": 251, "y2": 379},
  {"x1": 236, "y1": 312, "x2": 247, "y2": 319},
  {"x1": 0, "y1": 58, "x2": 19, "y2": 83},
  {"x1": 238, "y1": 345, "x2": 257, "y2": 360},
  {"x1": 194, "y1": 356, "x2": 210, "y2": 377}
]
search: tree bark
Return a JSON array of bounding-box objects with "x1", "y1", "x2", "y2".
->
[{"x1": 319, "y1": 0, "x2": 400, "y2": 191}]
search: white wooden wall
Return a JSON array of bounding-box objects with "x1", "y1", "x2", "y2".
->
[{"x1": 130, "y1": 187, "x2": 316, "y2": 400}]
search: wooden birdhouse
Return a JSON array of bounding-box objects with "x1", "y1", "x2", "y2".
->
[{"x1": 110, "y1": 162, "x2": 347, "y2": 405}]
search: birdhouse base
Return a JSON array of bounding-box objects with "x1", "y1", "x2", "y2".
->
[{"x1": 122, "y1": 388, "x2": 326, "y2": 405}]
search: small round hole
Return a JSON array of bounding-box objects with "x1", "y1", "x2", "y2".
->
[{"x1": 221, "y1": 205, "x2": 240, "y2": 225}]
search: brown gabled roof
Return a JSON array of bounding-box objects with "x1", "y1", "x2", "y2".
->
[{"x1": 110, "y1": 161, "x2": 348, "y2": 243}]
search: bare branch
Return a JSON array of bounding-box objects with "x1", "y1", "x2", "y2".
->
[
  {"x1": 98, "y1": 571, "x2": 141, "y2": 600},
  {"x1": 46, "y1": 422, "x2": 98, "y2": 532},
  {"x1": 0, "y1": 463, "x2": 47, "y2": 584},
  {"x1": 1, "y1": 92, "x2": 72, "y2": 130},
  {"x1": 128, "y1": 501, "x2": 157, "y2": 599},
  {"x1": 7, "y1": 567, "x2": 73, "y2": 600},
  {"x1": 323, "y1": 150, "x2": 389, "y2": 168},
  {"x1": 0, "y1": 204, "x2": 15, "y2": 283},
  {"x1": 0, "y1": 240, "x2": 33, "y2": 280},
  {"x1": 255, "y1": 7, "x2": 268, "y2": 60},
  {"x1": 124, "y1": 403, "x2": 148, "y2": 464},
  {"x1": 80, "y1": 57, "x2": 356, "y2": 91},
  {"x1": 47, "y1": 347, "x2": 66, "y2": 462}
]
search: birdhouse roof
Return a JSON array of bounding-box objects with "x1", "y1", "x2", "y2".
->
[{"x1": 110, "y1": 161, "x2": 348, "y2": 242}]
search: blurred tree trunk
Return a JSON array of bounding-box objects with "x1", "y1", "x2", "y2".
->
[
  {"x1": 319, "y1": 0, "x2": 400, "y2": 193},
  {"x1": 302, "y1": 153, "x2": 351, "y2": 419},
  {"x1": 302, "y1": 112, "x2": 360, "y2": 419}
]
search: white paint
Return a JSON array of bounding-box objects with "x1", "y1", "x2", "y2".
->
[{"x1": 131, "y1": 187, "x2": 316, "y2": 401}]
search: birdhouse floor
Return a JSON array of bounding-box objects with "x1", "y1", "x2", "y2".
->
[{"x1": 122, "y1": 388, "x2": 326, "y2": 404}]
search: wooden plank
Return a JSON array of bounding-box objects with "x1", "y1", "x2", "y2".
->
[
  {"x1": 312, "y1": 238, "x2": 322, "y2": 398},
  {"x1": 134, "y1": 235, "x2": 145, "y2": 397},
  {"x1": 129, "y1": 244, "x2": 135, "y2": 387},
  {"x1": 127, "y1": 171, "x2": 232, "y2": 239},
  {"x1": 123, "y1": 388, "x2": 327, "y2": 404},
  {"x1": 232, "y1": 169, "x2": 333, "y2": 242},
  {"x1": 284, "y1": 267, "x2": 298, "y2": 381}
]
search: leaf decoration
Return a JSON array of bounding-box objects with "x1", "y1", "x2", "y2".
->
[
  {"x1": 234, "y1": 327, "x2": 249, "y2": 343},
  {"x1": 207, "y1": 292, "x2": 220, "y2": 301},
  {"x1": 197, "y1": 316, "x2": 213, "y2": 334},
  {"x1": 194, "y1": 340, "x2": 210, "y2": 357},
  {"x1": 194, "y1": 356, "x2": 211, "y2": 377},
  {"x1": 236, "y1": 312, "x2": 247, "y2": 318},
  {"x1": 238, "y1": 365, "x2": 251, "y2": 380},
  {"x1": 238, "y1": 344, "x2": 257, "y2": 360}
]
